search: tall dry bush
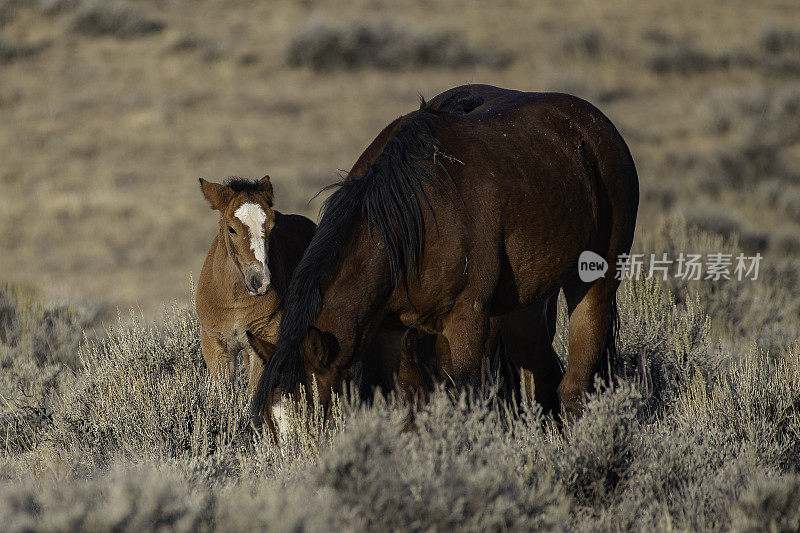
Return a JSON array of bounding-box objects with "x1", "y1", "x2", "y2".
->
[
  {"x1": 0, "y1": 283, "x2": 98, "y2": 454},
  {"x1": 634, "y1": 216, "x2": 800, "y2": 354},
  {"x1": 1, "y1": 220, "x2": 799, "y2": 531}
]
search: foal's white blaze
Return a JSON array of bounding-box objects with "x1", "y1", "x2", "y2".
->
[
  {"x1": 271, "y1": 401, "x2": 290, "y2": 441},
  {"x1": 234, "y1": 202, "x2": 271, "y2": 278}
]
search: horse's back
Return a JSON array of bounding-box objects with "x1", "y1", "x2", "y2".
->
[
  {"x1": 425, "y1": 84, "x2": 521, "y2": 114},
  {"x1": 435, "y1": 89, "x2": 638, "y2": 235},
  {"x1": 425, "y1": 88, "x2": 639, "y2": 309}
]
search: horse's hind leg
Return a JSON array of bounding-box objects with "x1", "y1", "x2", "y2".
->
[
  {"x1": 501, "y1": 294, "x2": 563, "y2": 416},
  {"x1": 560, "y1": 276, "x2": 619, "y2": 417}
]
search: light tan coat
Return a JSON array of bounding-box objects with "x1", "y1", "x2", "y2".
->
[{"x1": 196, "y1": 176, "x2": 315, "y2": 394}]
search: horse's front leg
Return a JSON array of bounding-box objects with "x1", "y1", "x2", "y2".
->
[{"x1": 440, "y1": 303, "x2": 495, "y2": 388}]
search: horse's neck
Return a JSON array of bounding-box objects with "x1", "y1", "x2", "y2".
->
[
  {"x1": 208, "y1": 233, "x2": 243, "y2": 293},
  {"x1": 315, "y1": 226, "x2": 394, "y2": 363}
]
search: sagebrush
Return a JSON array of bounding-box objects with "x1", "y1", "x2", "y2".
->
[{"x1": 1, "y1": 222, "x2": 798, "y2": 532}]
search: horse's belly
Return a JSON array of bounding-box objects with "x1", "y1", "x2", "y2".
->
[{"x1": 492, "y1": 204, "x2": 592, "y2": 313}]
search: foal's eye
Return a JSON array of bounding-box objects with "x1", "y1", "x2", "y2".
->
[{"x1": 228, "y1": 226, "x2": 236, "y2": 235}]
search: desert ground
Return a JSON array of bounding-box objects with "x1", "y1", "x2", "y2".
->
[{"x1": 1, "y1": 0, "x2": 800, "y2": 531}]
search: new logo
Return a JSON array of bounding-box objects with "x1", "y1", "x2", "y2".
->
[{"x1": 578, "y1": 251, "x2": 608, "y2": 282}]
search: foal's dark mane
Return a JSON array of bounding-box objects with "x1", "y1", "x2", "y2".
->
[
  {"x1": 225, "y1": 176, "x2": 273, "y2": 206},
  {"x1": 252, "y1": 103, "x2": 461, "y2": 416}
]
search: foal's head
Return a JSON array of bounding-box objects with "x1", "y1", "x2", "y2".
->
[{"x1": 200, "y1": 176, "x2": 276, "y2": 296}]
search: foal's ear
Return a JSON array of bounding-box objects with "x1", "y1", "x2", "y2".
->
[
  {"x1": 199, "y1": 178, "x2": 234, "y2": 211},
  {"x1": 245, "y1": 330, "x2": 276, "y2": 364},
  {"x1": 304, "y1": 326, "x2": 330, "y2": 368},
  {"x1": 257, "y1": 175, "x2": 274, "y2": 207}
]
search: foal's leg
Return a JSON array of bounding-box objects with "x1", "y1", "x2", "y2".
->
[
  {"x1": 243, "y1": 328, "x2": 277, "y2": 397},
  {"x1": 201, "y1": 329, "x2": 234, "y2": 383},
  {"x1": 242, "y1": 345, "x2": 269, "y2": 398},
  {"x1": 535, "y1": 294, "x2": 563, "y2": 411},
  {"x1": 560, "y1": 276, "x2": 618, "y2": 417}
]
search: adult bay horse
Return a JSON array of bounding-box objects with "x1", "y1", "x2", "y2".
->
[
  {"x1": 196, "y1": 176, "x2": 315, "y2": 395},
  {"x1": 394, "y1": 85, "x2": 565, "y2": 413},
  {"x1": 253, "y1": 85, "x2": 639, "y2": 432}
]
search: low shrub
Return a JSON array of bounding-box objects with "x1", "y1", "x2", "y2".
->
[
  {"x1": 0, "y1": 283, "x2": 99, "y2": 454},
  {"x1": 38, "y1": 0, "x2": 81, "y2": 16},
  {"x1": 646, "y1": 43, "x2": 725, "y2": 75},
  {"x1": 682, "y1": 205, "x2": 767, "y2": 252},
  {"x1": 69, "y1": 2, "x2": 164, "y2": 39},
  {"x1": 50, "y1": 305, "x2": 261, "y2": 468},
  {"x1": 761, "y1": 25, "x2": 800, "y2": 56},
  {"x1": 285, "y1": 15, "x2": 510, "y2": 71},
  {"x1": 635, "y1": 217, "x2": 800, "y2": 355},
  {"x1": 0, "y1": 39, "x2": 46, "y2": 64},
  {"x1": 1, "y1": 219, "x2": 799, "y2": 531},
  {"x1": 558, "y1": 29, "x2": 609, "y2": 59},
  {"x1": 734, "y1": 474, "x2": 800, "y2": 532}
]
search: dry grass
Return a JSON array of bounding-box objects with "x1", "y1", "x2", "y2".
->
[
  {"x1": 1, "y1": 2, "x2": 799, "y2": 527},
  {"x1": 1, "y1": 222, "x2": 799, "y2": 531},
  {"x1": 0, "y1": 0, "x2": 797, "y2": 314}
]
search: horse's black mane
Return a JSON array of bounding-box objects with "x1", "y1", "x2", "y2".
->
[{"x1": 251, "y1": 104, "x2": 461, "y2": 417}]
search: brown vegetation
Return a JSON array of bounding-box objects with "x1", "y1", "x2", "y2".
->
[
  {"x1": 0, "y1": 0, "x2": 797, "y2": 316},
  {"x1": 1, "y1": 0, "x2": 799, "y2": 529}
]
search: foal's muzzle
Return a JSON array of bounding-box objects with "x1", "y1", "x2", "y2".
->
[{"x1": 244, "y1": 262, "x2": 270, "y2": 296}]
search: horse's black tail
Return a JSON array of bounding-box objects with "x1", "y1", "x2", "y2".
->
[{"x1": 595, "y1": 296, "x2": 620, "y2": 385}]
